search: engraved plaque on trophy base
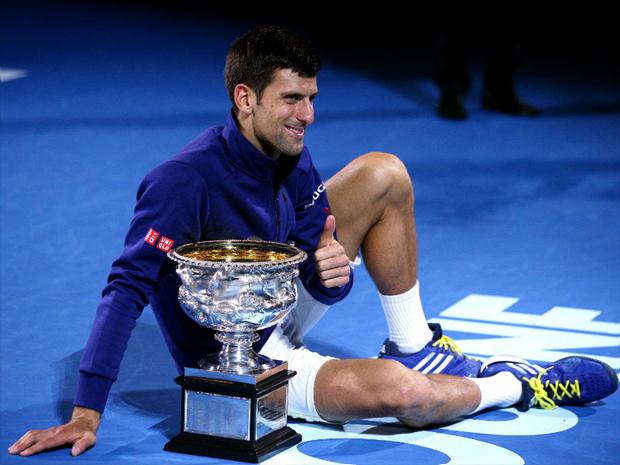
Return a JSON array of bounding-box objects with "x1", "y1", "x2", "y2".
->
[{"x1": 164, "y1": 362, "x2": 301, "y2": 463}]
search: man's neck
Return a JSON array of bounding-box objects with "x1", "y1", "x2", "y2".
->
[{"x1": 234, "y1": 111, "x2": 281, "y2": 160}]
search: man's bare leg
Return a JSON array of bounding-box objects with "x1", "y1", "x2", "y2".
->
[
  {"x1": 314, "y1": 358, "x2": 481, "y2": 426},
  {"x1": 325, "y1": 151, "x2": 437, "y2": 356},
  {"x1": 324, "y1": 152, "x2": 482, "y2": 374},
  {"x1": 326, "y1": 152, "x2": 417, "y2": 295},
  {"x1": 298, "y1": 153, "x2": 525, "y2": 426}
]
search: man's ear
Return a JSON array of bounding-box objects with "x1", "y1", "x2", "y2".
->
[{"x1": 234, "y1": 84, "x2": 255, "y2": 117}]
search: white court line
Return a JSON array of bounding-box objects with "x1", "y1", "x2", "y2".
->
[{"x1": 0, "y1": 68, "x2": 28, "y2": 82}]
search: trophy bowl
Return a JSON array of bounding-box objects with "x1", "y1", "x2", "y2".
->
[{"x1": 168, "y1": 239, "x2": 307, "y2": 374}]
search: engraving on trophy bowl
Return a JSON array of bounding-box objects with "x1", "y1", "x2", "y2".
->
[{"x1": 168, "y1": 240, "x2": 307, "y2": 375}]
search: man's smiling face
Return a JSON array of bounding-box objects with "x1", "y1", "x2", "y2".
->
[{"x1": 243, "y1": 68, "x2": 318, "y2": 159}]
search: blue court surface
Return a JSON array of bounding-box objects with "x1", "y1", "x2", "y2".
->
[{"x1": 1, "y1": 1, "x2": 619, "y2": 464}]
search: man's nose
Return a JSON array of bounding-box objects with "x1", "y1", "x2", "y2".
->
[{"x1": 297, "y1": 99, "x2": 314, "y2": 124}]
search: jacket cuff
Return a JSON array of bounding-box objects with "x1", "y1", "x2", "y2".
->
[
  {"x1": 304, "y1": 271, "x2": 354, "y2": 305},
  {"x1": 74, "y1": 372, "x2": 114, "y2": 414}
]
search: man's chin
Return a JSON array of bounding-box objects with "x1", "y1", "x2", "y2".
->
[{"x1": 280, "y1": 144, "x2": 304, "y2": 157}]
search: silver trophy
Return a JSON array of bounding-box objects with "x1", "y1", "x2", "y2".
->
[{"x1": 163, "y1": 239, "x2": 307, "y2": 463}]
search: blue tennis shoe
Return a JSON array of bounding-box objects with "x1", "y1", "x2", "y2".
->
[
  {"x1": 379, "y1": 323, "x2": 482, "y2": 377},
  {"x1": 479, "y1": 355, "x2": 618, "y2": 410}
]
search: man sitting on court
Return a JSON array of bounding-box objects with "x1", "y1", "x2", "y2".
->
[{"x1": 9, "y1": 26, "x2": 617, "y2": 458}]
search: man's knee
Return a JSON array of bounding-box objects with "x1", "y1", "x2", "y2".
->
[
  {"x1": 378, "y1": 360, "x2": 435, "y2": 419},
  {"x1": 355, "y1": 152, "x2": 414, "y2": 205}
]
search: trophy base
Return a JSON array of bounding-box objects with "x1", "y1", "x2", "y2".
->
[
  {"x1": 164, "y1": 426, "x2": 302, "y2": 463},
  {"x1": 165, "y1": 363, "x2": 301, "y2": 463}
]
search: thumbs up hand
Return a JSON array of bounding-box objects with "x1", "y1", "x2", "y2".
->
[{"x1": 314, "y1": 215, "x2": 351, "y2": 288}]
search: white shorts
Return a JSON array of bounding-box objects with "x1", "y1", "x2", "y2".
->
[
  {"x1": 259, "y1": 279, "x2": 334, "y2": 422},
  {"x1": 259, "y1": 257, "x2": 361, "y2": 423}
]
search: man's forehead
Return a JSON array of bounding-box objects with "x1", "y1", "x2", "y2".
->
[{"x1": 270, "y1": 69, "x2": 318, "y2": 93}]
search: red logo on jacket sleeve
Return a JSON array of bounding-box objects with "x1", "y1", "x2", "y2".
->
[
  {"x1": 145, "y1": 228, "x2": 160, "y2": 245},
  {"x1": 156, "y1": 236, "x2": 174, "y2": 252}
]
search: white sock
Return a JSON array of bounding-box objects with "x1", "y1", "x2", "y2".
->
[
  {"x1": 379, "y1": 282, "x2": 433, "y2": 353},
  {"x1": 469, "y1": 372, "x2": 524, "y2": 414}
]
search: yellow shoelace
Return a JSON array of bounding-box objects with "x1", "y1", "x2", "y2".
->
[
  {"x1": 432, "y1": 335, "x2": 479, "y2": 360},
  {"x1": 524, "y1": 366, "x2": 581, "y2": 410},
  {"x1": 432, "y1": 335, "x2": 462, "y2": 353}
]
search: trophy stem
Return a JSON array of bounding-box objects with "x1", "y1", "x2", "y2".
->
[{"x1": 198, "y1": 331, "x2": 276, "y2": 374}]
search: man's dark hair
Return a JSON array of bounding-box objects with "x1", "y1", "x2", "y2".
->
[{"x1": 225, "y1": 26, "x2": 321, "y2": 111}]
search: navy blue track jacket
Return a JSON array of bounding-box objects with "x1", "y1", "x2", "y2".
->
[{"x1": 75, "y1": 111, "x2": 353, "y2": 413}]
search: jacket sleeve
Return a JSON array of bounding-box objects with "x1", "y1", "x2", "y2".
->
[
  {"x1": 74, "y1": 161, "x2": 209, "y2": 413},
  {"x1": 288, "y1": 163, "x2": 354, "y2": 306}
]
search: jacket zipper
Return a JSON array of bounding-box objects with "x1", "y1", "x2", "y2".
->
[{"x1": 274, "y1": 190, "x2": 281, "y2": 241}]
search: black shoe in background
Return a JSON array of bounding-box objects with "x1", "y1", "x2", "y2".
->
[
  {"x1": 438, "y1": 88, "x2": 468, "y2": 120},
  {"x1": 482, "y1": 89, "x2": 541, "y2": 116}
]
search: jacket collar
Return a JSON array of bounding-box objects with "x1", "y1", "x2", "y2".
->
[{"x1": 221, "y1": 110, "x2": 310, "y2": 182}]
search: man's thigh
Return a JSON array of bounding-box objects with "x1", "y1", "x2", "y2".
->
[{"x1": 325, "y1": 152, "x2": 398, "y2": 259}]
